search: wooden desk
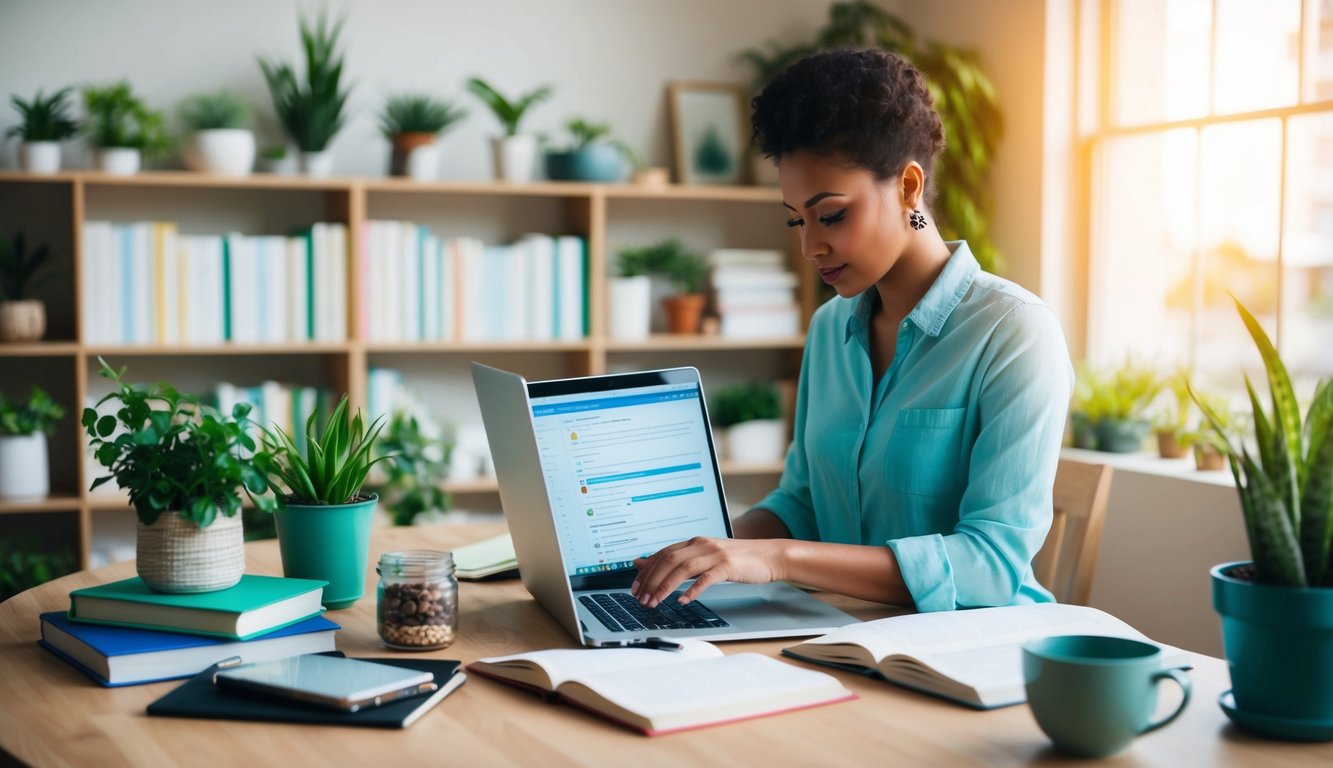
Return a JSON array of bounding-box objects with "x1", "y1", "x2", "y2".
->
[{"x1": 1, "y1": 523, "x2": 1327, "y2": 766}]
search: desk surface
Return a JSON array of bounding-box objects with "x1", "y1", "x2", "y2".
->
[{"x1": 1, "y1": 523, "x2": 1328, "y2": 767}]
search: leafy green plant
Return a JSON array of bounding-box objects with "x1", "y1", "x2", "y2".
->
[
  {"x1": 616, "y1": 238, "x2": 706, "y2": 294},
  {"x1": 0, "y1": 231, "x2": 52, "y2": 301},
  {"x1": 81, "y1": 81, "x2": 169, "y2": 154},
  {"x1": 1192, "y1": 298, "x2": 1333, "y2": 588},
  {"x1": 0, "y1": 537, "x2": 76, "y2": 602},
  {"x1": 6, "y1": 87, "x2": 79, "y2": 142},
  {"x1": 259, "y1": 11, "x2": 352, "y2": 152},
  {"x1": 379, "y1": 93, "x2": 467, "y2": 137},
  {"x1": 83, "y1": 358, "x2": 276, "y2": 528},
  {"x1": 1071, "y1": 359, "x2": 1163, "y2": 424},
  {"x1": 258, "y1": 395, "x2": 393, "y2": 506},
  {"x1": 1152, "y1": 367, "x2": 1195, "y2": 436},
  {"x1": 711, "y1": 382, "x2": 781, "y2": 428},
  {"x1": 465, "y1": 77, "x2": 552, "y2": 137},
  {"x1": 0, "y1": 385, "x2": 64, "y2": 436},
  {"x1": 372, "y1": 411, "x2": 451, "y2": 526},
  {"x1": 178, "y1": 90, "x2": 250, "y2": 131},
  {"x1": 1177, "y1": 392, "x2": 1233, "y2": 453},
  {"x1": 737, "y1": 0, "x2": 1004, "y2": 273},
  {"x1": 261, "y1": 144, "x2": 288, "y2": 160},
  {"x1": 559, "y1": 117, "x2": 611, "y2": 151}
]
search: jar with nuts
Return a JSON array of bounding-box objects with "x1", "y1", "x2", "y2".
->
[{"x1": 376, "y1": 550, "x2": 458, "y2": 650}]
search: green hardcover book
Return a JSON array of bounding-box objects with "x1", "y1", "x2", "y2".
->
[{"x1": 69, "y1": 575, "x2": 328, "y2": 641}]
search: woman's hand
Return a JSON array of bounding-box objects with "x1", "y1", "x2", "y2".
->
[{"x1": 631, "y1": 537, "x2": 787, "y2": 608}]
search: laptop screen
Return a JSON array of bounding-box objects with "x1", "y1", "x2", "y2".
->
[{"x1": 527, "y1": 370, "x2": 730, "y2": 590}]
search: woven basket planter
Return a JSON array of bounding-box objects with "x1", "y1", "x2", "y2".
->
[{"x1": 136, "y1": 511, "x2": 245, "y2": 593}]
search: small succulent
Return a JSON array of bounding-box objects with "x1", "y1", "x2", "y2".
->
[
  {"x1": 379, "y1": 93, "x2": 467, "y2": 137},
  {"x1": 6, "y1": 87, "x2": 79, "y2": 142}
]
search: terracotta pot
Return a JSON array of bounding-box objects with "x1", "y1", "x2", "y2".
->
[
  {"x1": 389, "y1": 132, "x2": 439, "y2": 179},
  {"x1": 1156, "y1": 431, "x2": 1188, "y2": 459},
  {"x1": 662, "y1": 293, "x2": 706, "y2": 335},
  {"x1": 1195, "y1": 444, "x2": 1226, "y2": 471},
  {"x1": 0, "y1": 300, "x2": 45, "y2": 342}
]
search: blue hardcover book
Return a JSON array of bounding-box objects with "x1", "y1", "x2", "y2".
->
[{"x1": 39, "y1": 612, "x2": 340, "y2": 687}]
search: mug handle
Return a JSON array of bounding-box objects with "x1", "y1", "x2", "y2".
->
[{"x1": 1139, "y1": 665, "x2": 1193, "y2": 735}]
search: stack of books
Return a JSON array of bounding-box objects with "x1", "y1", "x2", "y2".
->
[
  {"x1": 707, "y1": 249, "x2": 801, "y2": 339},
  {"x1": 40, "y1": 574, "x2": 336, "y2": 687}
]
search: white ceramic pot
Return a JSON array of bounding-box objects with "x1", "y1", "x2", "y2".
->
[
  {"x1": 0, "y1": 433, "x2": 50, "y2": 500},
  {"x1": 727, "y1": 419, "x2": 787, "y2": 464},
  {"x1": 137, "y1": 511, "x2": 245, "y2": 593},
  {"x1": 0, "y1": 300, "x2": 46, "y2": 342},
  {"x1": 19, "y1": 142, "x2": 61, "y2": 174},
  {"x1": 491, "y1": 134, "x2": 538, "y2": 182},
  {"x1": 608, "y1": 275, "x2": 652, "y2": 340},
  {"x1": 406, "y1": 142, "x2": 441, "y2": 181},
  {"x1": 184, "y1": 129, "x2": 255, "y2": 177},
  {"x1": 300, "y1": 150, "x2": 334, "y2": 178},
  {"x1": 96, "y1": 147, "x2": 141, "y2": 176}
]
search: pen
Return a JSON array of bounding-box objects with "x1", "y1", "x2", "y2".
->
[{"x1": 589, "y1": 637, "x2": 683, "y2": 651}]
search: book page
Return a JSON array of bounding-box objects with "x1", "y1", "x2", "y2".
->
[
  {"x1": 474, "y1": 639, "x2": 721, "y2": 690},
  {"x1": 562, "y1": 653, "x2": 849, "y2": 732}
]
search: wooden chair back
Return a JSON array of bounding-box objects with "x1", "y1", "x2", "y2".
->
[{"x1": 1033, "y1": 459, "x2": 1114, "y2": 605}]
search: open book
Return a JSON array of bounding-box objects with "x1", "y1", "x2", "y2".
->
[
  {"x1": 782, "y1": 604, "x2": 1188, "y2": 710},
  {"x1": 467, "y1": 639, "x2": 854, "y2": 735}
]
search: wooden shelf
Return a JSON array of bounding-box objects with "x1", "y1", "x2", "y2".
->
[
  {"x1": 84, "y1": 342, "x2": 350, "y2": 356},
  {"x1": 606, "y1": 334, "x2": 805, "y2": 352},
  {"x1": 0, "y1": 342, "x2": 79, "y2": 357},
  {"x1": 0, "y1": 496, "x2": 83, "y2": 514}
]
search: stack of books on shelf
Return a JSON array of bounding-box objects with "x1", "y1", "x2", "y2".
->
[
  {"x1": 707, "y1": 249, "x2": 800, "y2": 339},
  {"x1": 39, "y1": 574, "x2": 336, "y2": 687},
  {"x1": 81, "y1": 221, "x2": 348, "y2": 345},
  {"x1": 360, "y1": 221, "x2": 588, "y2": 343}
]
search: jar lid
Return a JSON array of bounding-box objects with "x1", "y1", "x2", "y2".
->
[{"x1": 377, "y1": 549, "x2": 454, "y2": 578}]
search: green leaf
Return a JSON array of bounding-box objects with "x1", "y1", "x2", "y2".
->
[
  {"x1": 96, "y1": 415, "x2": 117, "y2": 438},
  {"x1": 1240, "y1": 447, "x2": 1307, "y2": 587},
  {"x1": 1235, "y1": 298, "x2": 1303, "y2": 486},
  {"x1": 1301, "y1": 422, "x2": 1333, "y2": 585}
]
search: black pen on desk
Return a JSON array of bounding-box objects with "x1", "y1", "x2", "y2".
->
[{"x1": 588, "y1": 637, "x2": 683, "y2": 651}]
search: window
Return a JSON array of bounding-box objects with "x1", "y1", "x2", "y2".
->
[{"x1": 1086, "y1": 0, "x2": 1333, "y2": 388}]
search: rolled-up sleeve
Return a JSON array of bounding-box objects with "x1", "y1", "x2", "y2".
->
[{"x1": 889, "y1": 303, "x2": 1073, "y2": 611}]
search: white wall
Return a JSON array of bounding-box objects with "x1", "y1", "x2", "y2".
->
[{"x1": 0, "y1": 0, "x2": 835, "y2": 178}]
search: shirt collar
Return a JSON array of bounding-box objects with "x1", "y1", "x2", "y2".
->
[{"x1": 844, "y1": 240, "x2": 979, "y2": 343}]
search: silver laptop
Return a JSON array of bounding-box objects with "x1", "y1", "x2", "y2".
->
[{"x1": 470, "y1": 362, "x2": 857, "y2": 646}]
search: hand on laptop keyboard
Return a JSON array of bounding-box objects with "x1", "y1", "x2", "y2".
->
[{"x1": 579, "y1": 593, "x2": 729, "y2": 633}]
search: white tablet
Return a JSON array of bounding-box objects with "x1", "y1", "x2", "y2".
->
[{"x1": 214, "y1": 654, "x2": 437, "y2": 712}]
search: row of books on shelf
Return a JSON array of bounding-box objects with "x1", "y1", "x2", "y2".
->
[
  {"x1": 707, "y1": 249, "x2": 801, "y2": 339},
  {"x1": 361, "y1": 222, "x2": 588, "y2": 342},
  {"x1": 81, "y1": 221, "x2": 349, "y2": 345}
]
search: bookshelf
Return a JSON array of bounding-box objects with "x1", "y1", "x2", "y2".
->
[{"x1": 0, "y1": 170, "x2": 809, "y2": 569}]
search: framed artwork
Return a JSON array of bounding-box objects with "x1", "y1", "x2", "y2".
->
[{"x1": 667, "y1": 81, "x2": 749, "y2": 186}]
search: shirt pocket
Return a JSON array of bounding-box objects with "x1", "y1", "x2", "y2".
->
[{"x1": 883, "y1": 407, "x2": 966, "y2": 497}]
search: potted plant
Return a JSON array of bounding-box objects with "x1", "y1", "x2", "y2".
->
[
  {"x1": 466, "y1": 77, "x2": 552, "y2": 183},
  {"x1": 617, "y1": 238, "x2": 707, "y2": 335},
  {"x1": 258, "y1": 396, "x2": 393, "y2": 609},
  {"x1": 1179, "y1": 391, "x2": 1233, "y2": 471},
  {"x1": 379, "y1": 93, "x2": 467, "y2": 181},
  {"x1": 81, "y1": 81, "x2": 168, "y2": 176},
  {"x1": 1151, "y1": 368, "x2": 1194, "y2": 459},
  {"x1": 1069, "y1": 360, "x2": 1162, "y2": 453},
  {"x1": 83, "y1": 359, "x2": 276, "y2": 593},
  {"x1": 0, "y1": 231, "x2": 52, "y2": 343},
  {"x1": 711, "y1": 382, "x2": 785, "y2": 464},
  {"x1": 179, "y1": 90, "x2": 255, "y2": 177},
  {"x1": 257, "y1": 144, "x2": 294, "y2": 175},
  {"x1": 607, "y1": 246, "x2": 653, "y2": 341},
  {"x1": 259, "y1": 11, "x2": 352, "y2": 178},
  {"x1": 0, "y1": 385, "x2": 63, "y2": 500},
  {"x1": 544, "y1": 117, "x2": 625, "y2": 182},
  {"x1": 1194, "y1": 298, "x2": 1333, "y2": 738},
  {"x1": 372, "y1": 410, "x2": 452, "y2": 526},
  {"x1": 6, "y1": 87, "x2": 79, "y2": 174}
]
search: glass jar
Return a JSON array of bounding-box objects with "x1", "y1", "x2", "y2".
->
[{"x1": 376, "y1": 550, "x2": 458, "y2": 651}]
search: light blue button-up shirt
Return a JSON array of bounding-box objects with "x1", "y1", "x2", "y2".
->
[{"x1": 757, "y1": 241, "x2": 1074, "y2": 611}]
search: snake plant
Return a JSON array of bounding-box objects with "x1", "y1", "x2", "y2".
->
[
  {"x1": 258, "y1": 395, "x2": 393, "y2": 506},
  {"x1": 1192, "y1": 298, "x2": 1333, "y2": 587}
]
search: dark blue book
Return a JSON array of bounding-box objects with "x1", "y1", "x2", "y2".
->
[{"x1": 39, "y1": 612, "x2": 340, "y2": 687}]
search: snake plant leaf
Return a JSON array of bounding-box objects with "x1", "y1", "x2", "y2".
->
[
  {"x1": 1235, "y1": 297, "x2": 1303, "y2": 486},
  {"x1": 1307, "y1": 379, "x2": 1333, "y2": 480},
  {"x1": 1302, "y1": 421, "x2": 1333, "y2": 585},
  {"x1": 1246, "y1": 374, "x2": 1298, "y2": 531},
  {"x1": 1240, "y1": 447, "x2": 1307, "y2": 587}
]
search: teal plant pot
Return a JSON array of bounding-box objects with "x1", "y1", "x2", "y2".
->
[
  {"x1": 545, "y1": 146, "x2": 623, "y2": 182},
  {"x1": 1094, "y1": 418, "x2": 1150, "y2": 453},
  {"x1": 1213, "y1": 562, "x2": 1333, "y2": 730},
  {"x1": 1070, "y1": 412, "x2": 1097, "y2": 450},
  {"x1": 274, "y1": 494, "x2": 378, "y2": 610}
]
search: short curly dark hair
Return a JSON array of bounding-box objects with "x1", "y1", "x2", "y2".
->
[{"x1": 751, "y1": 48, "x2": 945, "y2": 195}]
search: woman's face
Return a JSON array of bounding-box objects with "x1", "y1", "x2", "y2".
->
[{"x1": 777, "y1": 150, "x2": 910, "y2": 298}]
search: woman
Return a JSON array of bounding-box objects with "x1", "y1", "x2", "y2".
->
[{"x1": 631, "y1": 48, "x2": 1073, "y2": 612}]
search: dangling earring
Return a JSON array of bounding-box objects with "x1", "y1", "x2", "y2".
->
[{"x1": 909, "y1": 209, "x2": 927, "y2": 230}]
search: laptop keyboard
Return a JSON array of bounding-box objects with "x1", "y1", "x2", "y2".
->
[{"x1": 579, "y1": 592, "x2": 730, "y2": 632}]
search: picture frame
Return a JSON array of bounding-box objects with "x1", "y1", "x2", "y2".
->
[{"x1": 667, "y1": 81, "x2": 749, "y2": 186}]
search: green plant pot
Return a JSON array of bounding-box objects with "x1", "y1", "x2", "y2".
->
[
  {"x1": 273, "y1": 494, "x2": 378, "y2": 610},
  {"x1": 1070, "y1": 412, "x2": 1097, "y2": 450},
  {"x1": 1213, "y1": 562, "x2": 1333, "y2": 734},
  {"x1": 545, "y1": 146, "x2": 623, "y2": 182},
  {"x1": 1093, "y1": 418, "x2": 1150, "y2": 453}
]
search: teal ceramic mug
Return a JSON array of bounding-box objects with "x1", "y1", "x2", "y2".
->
[{"x1": 1022, "y1": 635, "x2": 1192, "y2": 758}]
